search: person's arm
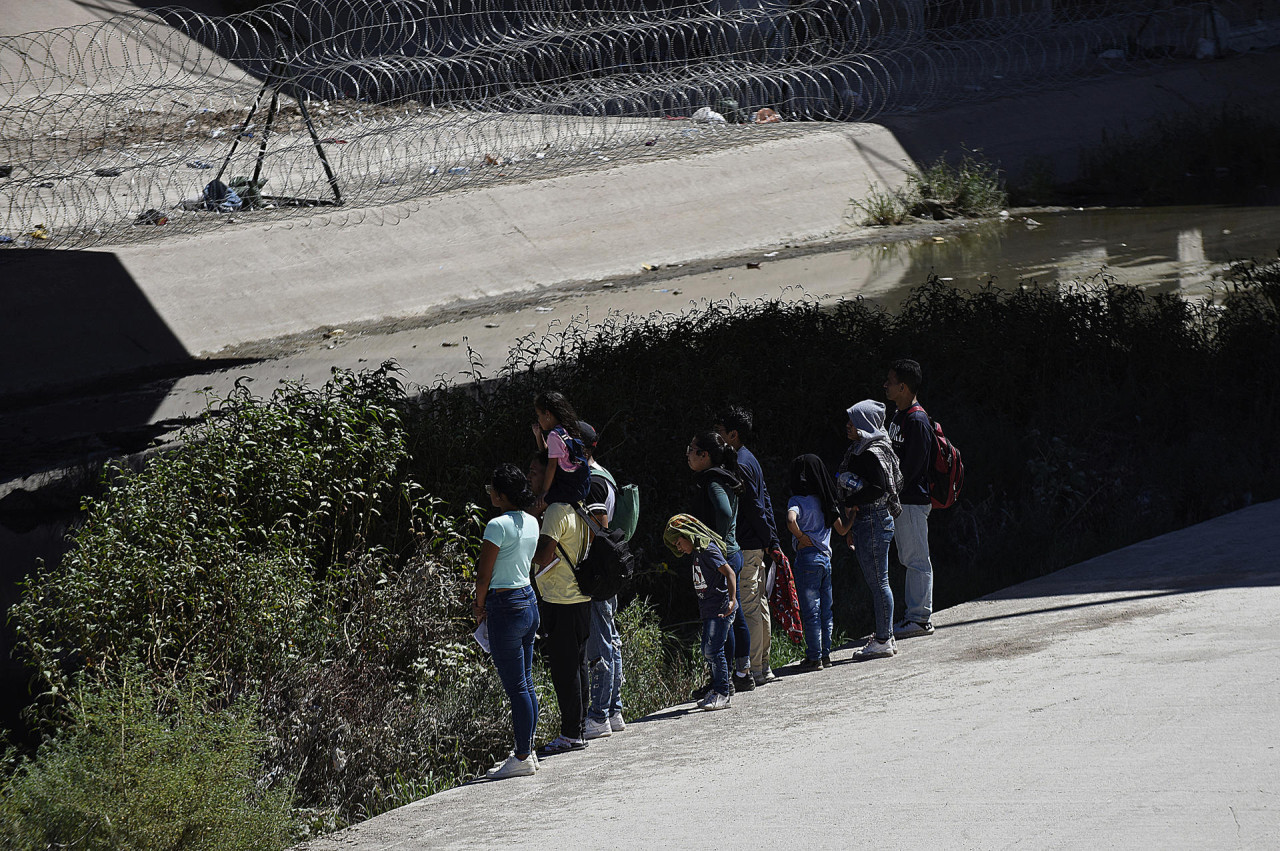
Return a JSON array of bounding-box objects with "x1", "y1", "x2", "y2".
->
[
  {"x1": 787, "y1": 507, "x2": 815, "y2": 551},
  {"x1": 532, "y1": 534, "x2": 560, "y2": 571},
  {"x1": 585, "y1": 475, "x2": 611, "y2": 529},
  {"x1": 717, "y1": 561, "x2": 738, "y2": 617},
  {"x1": 531, "y1": 422, "x2": 547, "y2": 450},
  {"x1": 472, "y1": 540, "x2": 500, "y2": 623},
  {"x1": 539, "y1": 464, "x2": 557, "y2": 500},
  {"x1": 833, "y1": 507, "x2": 856, "y2": 537}
]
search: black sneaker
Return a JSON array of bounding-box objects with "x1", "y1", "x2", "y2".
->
[
  {"x1": 797, "y1": 658, "x2": 823, "y2": 672},
  {"x1": 733, "y1": 671, "x2": 756, "y2": 692},
  {"x1": 821, "y1": 654, "x2": 833, "y2": 668},
  {"x1": 689, "y1": 679, "x2": 715, "y2": 701}
]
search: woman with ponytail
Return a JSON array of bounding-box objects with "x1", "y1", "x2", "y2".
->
[
  {"x1": 474, "y1": 464, "x2": 542, "y2": 779},
  {"x1": 685, "y1": 430, "x2": 754, "y2": 695}
]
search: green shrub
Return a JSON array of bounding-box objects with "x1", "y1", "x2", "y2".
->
[
  {"x1": 9, "y1": 363, "x2": 496, "y2": 828},
  {"x1": 855, "y1": 152, "x2": 1007, "y2": 225},
  {"x1": 906, "y1": 152, "x2": 1007, "y2": 219},
  {"x1": 0, "y1": 672, "x2": 293, "y2": 851},
  {"x1": 11, "y1": 366, "x2": 422, "y2": 707},
  {"x1": 856, "y1": 182, "x2": 912, "y2": 225}
]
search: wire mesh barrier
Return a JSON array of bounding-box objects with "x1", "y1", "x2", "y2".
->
[{"x1": 0, "y1": 0, "x2": 1254, "y2": 249}]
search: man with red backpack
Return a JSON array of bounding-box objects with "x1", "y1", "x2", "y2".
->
[{"x1": 885, "y1": 359, "x2": 937, "y2": 638}]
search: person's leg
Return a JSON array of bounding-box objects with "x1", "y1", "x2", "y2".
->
[
  {"x1": 544, "y1": 601, "x2": 588, "y2": 741},
  {"x1": 818, "y1": 552, "x2": 834, "y2": 658},
  {"x1": 727, "y1": 550, "x2": 751, "y2": 675},
  {"x1": 701, "y1": 616, "x2": 732, "y2": 696},
  {"x1": 739, "y1": 548, "x2": 772, "y2": 677},
  {"x1": 854, "y1": 512, "x2": 894, "y2": 642},
  {"x1": 520, "y1": 591, "x2": 541, "y2": 754},
  {"x1": 793, "y1": 548, "x2": 823, "y2": 661},
  {"x1": 605, "y1": 596, "x2": 624, "y2": 718},
  {"x1": 896, "y1": 503, "x2": 934, "y2": 625},
  {"x1": 486, "y1": 588, "x2": 539, "y2": 758},
  {"x1": 872, "y1": 509, "x2": 896, "y2": 641},
  {"x1": 571, "y1": 601, "x2": 591, "y2": 740},
  {"x1": 586, "y1": 599, "x2": 611, "y2": 724}
]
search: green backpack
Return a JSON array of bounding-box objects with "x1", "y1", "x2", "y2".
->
[{"x1": 590, "y1": 465, "x2": 640, "y2": 543}]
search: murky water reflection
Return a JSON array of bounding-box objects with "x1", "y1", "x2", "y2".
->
[{"x1": 833, "y1": 205, "x2": 1280, "y2": 303}]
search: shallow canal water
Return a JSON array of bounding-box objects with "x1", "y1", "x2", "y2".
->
[{"x1": 697, "y1": 205, "x2": 1280, "y2": 307}]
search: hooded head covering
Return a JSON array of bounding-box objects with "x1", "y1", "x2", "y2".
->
[
  {"x1": 841, "y1": 399, "x2": 904, "y2": 517},
  {"x1": 789, "y1": 454, "x2": 841, "y2": 528},
  {"x1": 847, "y1": 399, "x2": 890, "y2": 455},
  {"x1": 663, "y1": 513, "x2": 726, "y2": 556}
]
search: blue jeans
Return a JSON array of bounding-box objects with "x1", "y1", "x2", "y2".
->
[
  {"x1": 896, "y1": 503, "x2": 934, "y2": 624},
  {"x1": 485, "y1": 584, "x2": 540, "y2": 756},
  {"x1": 586, "y1": 596, "x2": 624, "y2": 722},
  {"x1": 852, "y1": 505, "x2": 895, "y2": 642},
  {"x1": 794, "y1": 547, "x2": 833, "y2": 660},
  {"x1": 723, "y1": 549, "x2": 750, "y2": 672},
  {"x1": 701, "y1": 615, "x2": 733, "y2": 697}
]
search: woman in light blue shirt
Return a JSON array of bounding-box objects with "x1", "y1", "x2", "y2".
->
[{"x1": 473, "y1": 463, "x2": 541, "y2": 779}]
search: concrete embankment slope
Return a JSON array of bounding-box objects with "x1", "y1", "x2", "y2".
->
[
  {"x1": 1, "y1": 123, "x2": 910, "y2": 400},
  {"x1": 303, "y1": 500, "x2": 1280, "y2": 850},
  {"x1": 6, "y1": 45, "x2": 1280, "y2": 401}
]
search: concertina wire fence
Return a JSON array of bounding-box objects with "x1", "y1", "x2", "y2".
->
[{"x1": 0, "y1": 0, "x2": 1253, "y2": 248}]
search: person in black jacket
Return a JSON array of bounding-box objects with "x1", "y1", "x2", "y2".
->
[{"x1": 885, "y1": 359, "x2": 937, "y2": 638}]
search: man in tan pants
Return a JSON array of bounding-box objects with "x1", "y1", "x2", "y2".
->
[{"x1": 716, "y1": 406, "x2": 783, "y2": 688}]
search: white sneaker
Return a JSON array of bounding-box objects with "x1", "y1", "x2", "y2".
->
[
  {"x1": 608, "y1": 712, "x2": 626, "y2": 732},
  {"x1": 699, "y1": 692, "x2": 731, "y2": 711},
  {"x1": 894, "y1": 620, "x2": 935, "y2": 638},
  {"x1": 856, "y1": 636, "x2": 897, "y2": 659},
  {"x1": 584, "y1": 717, "x2": 613, "y2": 740},
  {"x1": 487, "y1": 753, "x2": 537, "y2": 779}
]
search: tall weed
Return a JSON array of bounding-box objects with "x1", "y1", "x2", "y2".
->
[
  {"x1": 0, "y1": 671, "x2": 292, "y2": 851},
  {"x1": 856, "y1": 152, "x2": 1007, "y2": 225}
]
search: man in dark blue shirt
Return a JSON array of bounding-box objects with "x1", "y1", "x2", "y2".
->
[
  {"x1": 885, "y1": 359, "x2": 937, "y2": 638},
  {"x1": 716, "y1": 405, "x2": 783, "y2": 687}
]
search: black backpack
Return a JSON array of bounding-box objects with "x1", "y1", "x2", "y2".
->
[{"x1": 556, "y1": 503, "x2": 637, "y2": 601}]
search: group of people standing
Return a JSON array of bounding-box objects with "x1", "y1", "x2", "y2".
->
[{"x1": 474, "y1": 359, "x2": 940, "y2": 777}]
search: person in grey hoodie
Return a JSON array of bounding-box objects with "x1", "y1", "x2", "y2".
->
[{"x1": 836, "y1": 400, "x2": 903, "y2": 660}]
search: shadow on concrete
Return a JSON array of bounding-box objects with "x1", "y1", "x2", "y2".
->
[
  {"x1": 0, "y1": 247, "x2": 254, "y2": 480},
  {"x1": 0, "y1": 246, "x2": 256, "y2": 743},
  {"x1": 968, "y1": 501, "x2": 1280, "y2": 606},
  {"x1": 2, "y1": 249, "x2": 193, "y2": 401}
]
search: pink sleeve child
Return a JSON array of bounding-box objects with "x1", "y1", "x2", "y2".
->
[{"x1": 545, "y1": 427, "x2": 581, "y2": 473}]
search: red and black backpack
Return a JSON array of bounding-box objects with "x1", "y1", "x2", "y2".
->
[{"x1": 906, "y1": 405, "x2": 965, "y2": 509}]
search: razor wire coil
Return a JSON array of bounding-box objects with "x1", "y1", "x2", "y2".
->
[{"x1": 0, "y1": 0, "x2": 1258, "y2": 248}]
